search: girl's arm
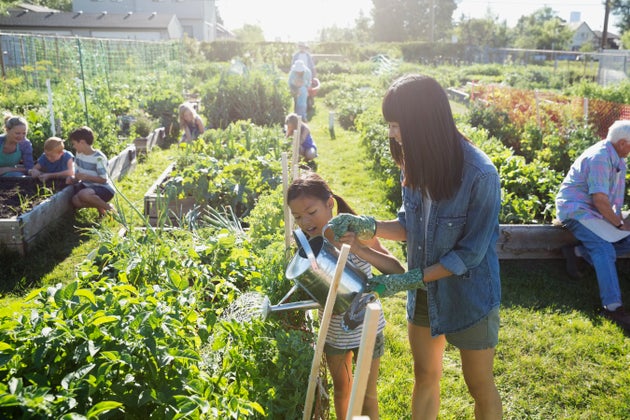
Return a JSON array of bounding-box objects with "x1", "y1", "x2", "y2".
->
[
  {"x1": 375, "y1": 219, "x2": 407, "y2": 241},
  {"x1": 332, "y1": 231, "x2": 405, "y2": 275},
  {"x1": 43, "y1": 158, "x2": 75, "y2": 180}
]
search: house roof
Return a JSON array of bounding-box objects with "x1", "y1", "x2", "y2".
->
[
  {"x1": 0, "y1": 9, "x2": 177, "y2": 30},
  {"x1": 593, "y1": 30, "x2": 620, "y2": 40}
]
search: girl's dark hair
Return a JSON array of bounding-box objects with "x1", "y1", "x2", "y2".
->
[
  {"x1": 287, "y1": 171, "x2": 355, "y2": 215},
  {"x1": 382, "y1": 74, "x2": 465, "y2": 201}
]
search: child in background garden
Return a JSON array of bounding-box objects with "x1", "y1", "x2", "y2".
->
[
  {"x1": 0, "y1": 113, "x2": 33, "y2": 177},
  {"x1": 287, "y1": 171, "x2": 405, "y2": 420},
  {"x1": 285, "y1": 113, "x2": 317, "y2": 162},
  {"x1": 178, "y1": 102, "x2": 205, "y2": 143},
  {"x1": 66, "y1": 126, "x2": 116, "y2": 217},
  {"x1": 29, "y1": 137, "x2": 74, "y2": 182}
]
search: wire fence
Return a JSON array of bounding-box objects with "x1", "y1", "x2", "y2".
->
[{"x1": 0, "y1": 32, "x2": 183, "y2": 91}]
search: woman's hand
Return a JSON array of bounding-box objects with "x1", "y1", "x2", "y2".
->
[{"x1": 328, "y1": 213, "x2": 376, "y2": 241}]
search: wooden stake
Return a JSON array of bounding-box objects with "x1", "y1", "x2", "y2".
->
[
  {"x1": 292, "y1": 116, "x2": 301, "y2": 180},
  {"x1": 282, "y1": 152, "x2": 292, "y2": 258},
  {"x1": 345, "y1": 302, "x2": 381, "y2": 419},
  {"x1": 303, "y1": 244, "x2": 350, "y2": 420}
]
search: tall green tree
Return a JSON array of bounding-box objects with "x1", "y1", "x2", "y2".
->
[
  {"x1": 511, "y1": 7, "x2": 571, "y2": 50},
  {"x1": 455, "y1": 12, "x2": 510, "y2": 48},
  {"x1": 611, "y1": 0, "x2": 630, "y2": 33},
  {"x1": 372, "y1": 0, "x2": 457, "y2": 42},
  {"x1": 234, "y1": 24, "x2": 265, "y2": 42}
]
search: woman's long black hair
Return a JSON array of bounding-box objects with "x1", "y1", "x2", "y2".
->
[{"x1": 382, "y1": 74, "x2": 465, "y2": 201}]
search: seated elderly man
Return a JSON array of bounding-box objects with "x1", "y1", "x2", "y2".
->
[{"x1": 556, "y1": 119, "x2": 630, "y2": 332}]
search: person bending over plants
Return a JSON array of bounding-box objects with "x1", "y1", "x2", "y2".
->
[
  {"x1": 29, "y1": 137, "x2": 74, "y2": 182},
  {"x1": 285, "y1": 113, "x2": 317, "y2": 164},
  {"x1": 178, "y1": 102, "x2": 205, "y2": 144},
  {"x1": 329, "y1": 74, "x2": 503, "y2": 419},
  {"x1": 66, "y1": 126, "x2": 116, "y2": 217},
  {"x1": 0, "y1": 113, "x2": 33, "y2": 177},
  {"x1": 287, "y1": 171, "x2": 405, "y2": 420}
]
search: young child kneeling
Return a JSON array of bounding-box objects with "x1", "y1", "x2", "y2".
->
[
  {"x1": 66, "y1": 126, "x2": 116, "y2": 217},
  {"x1": 29, "y1": 137, "x2": 74, "y2": 182},
  {"x1": 285, "y1": 113, "x2": 317, "y2": 161}
]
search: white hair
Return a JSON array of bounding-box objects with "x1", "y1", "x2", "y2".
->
[{"x1": 606, "y1": 120, "x2": 630, "y2": 144}]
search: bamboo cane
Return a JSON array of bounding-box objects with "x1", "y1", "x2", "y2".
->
[
  {"x1": 302, "y1": 244, "x2": 350, "y2": 420},
  {"x1": 281, "y1": 152, "x2": 292, "y2": 257},
  {"x1": 345, "y1": 302, "x2": 381, "y2": 419},
  {"x1": 292, "y1": 116, "x2": 301, "y2": 180}
]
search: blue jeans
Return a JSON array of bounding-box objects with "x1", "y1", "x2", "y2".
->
[
  {"x1": 564, "y1": 219, "x2": 630, "y2": 307},
  {"x1": 293, "y1": 86, "x2": 308, "y2": 120}
]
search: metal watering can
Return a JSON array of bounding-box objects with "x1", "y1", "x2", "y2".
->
[{"x1": 262, "y1": 228, "x2": 368, "y2": 318}]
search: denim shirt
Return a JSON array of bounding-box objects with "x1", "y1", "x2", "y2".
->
[{"x1": 399, "y1": 138, "x2": 501, "y2": 336}]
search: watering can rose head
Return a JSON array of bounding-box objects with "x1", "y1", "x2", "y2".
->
[{"x1": 328, "y1": 213, "x2": 376, "y2": 242}]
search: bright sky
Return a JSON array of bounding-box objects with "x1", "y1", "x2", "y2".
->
[{"x1": 218, "y1": 0, "x2": 621, "y2": 43}]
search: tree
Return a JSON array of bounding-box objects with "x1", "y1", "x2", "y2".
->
[
  {"x1": 611, "y1": 0, "x2": 630, "y2": 33},
  {"x1": 234, "y1": 24, "x2": 265, "y2": 43},
  {"x1": 319, "y1": 11, "x2": 372, "y2": 43},
  {"x1": 372, "y1": 0, "x2": 457, "y2": 42},
  {"x1": 455, "y1": 12, "x2": 510, "y2": 48},
  {"x1": 0, "y1": 0, "x2": 72, "y2": 13},
  {"x1": 511, "y1": 7, "x2": 571, "y2": 50}
]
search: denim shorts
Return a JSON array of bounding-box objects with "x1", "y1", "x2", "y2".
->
[
  {"x1": 411, "y1": 289, "x2": 499, "y2": 350},
  {"x1": 324, "y1": 331, "x2": 385, "y2": 359},
  {"x1": 74, "y1": 183, "x2": 114, "y2": 202}
]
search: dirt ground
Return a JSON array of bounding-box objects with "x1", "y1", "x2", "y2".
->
[{"x1": 0, "y1": 177, "x2": 68, "y2": 218}]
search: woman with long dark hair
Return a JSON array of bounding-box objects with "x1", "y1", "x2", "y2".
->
[{"x1": 329, "y1": 74, "x2": 502, "y2": 419}]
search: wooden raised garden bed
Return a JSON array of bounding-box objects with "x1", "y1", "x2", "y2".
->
[
  {"x1": 0, "y1": 178, "x2": 74, "y2": 255},
  {"x1": 144, "y1": 163, "x2": 196, "y2": 227}
]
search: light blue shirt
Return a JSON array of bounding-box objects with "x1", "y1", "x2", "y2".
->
[
  {"x1": 399, "y1": 138, "x2": 501, "y2": 336},
  {"x1": 556, "y1": 140, "x2": 626, "y2": 222}
]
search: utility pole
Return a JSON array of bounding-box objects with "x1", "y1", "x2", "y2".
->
[{"x1": 601, "y1": 0, "x2": 611, "y2": 50}]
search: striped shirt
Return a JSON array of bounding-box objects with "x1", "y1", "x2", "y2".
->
[
  {"x1": 75, "y1": 150, "x2": 115, "y2": 195},
  {"x1": 325, "y1": 253, "x2": 386, "y2": 350}
]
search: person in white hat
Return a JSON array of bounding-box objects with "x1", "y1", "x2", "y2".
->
[
  {"x1": 292, "y1": 42, "x2": 316, "y2": 78},
  {"x1": 288, "y1": 59, "x2": 312, "y2": 121}
]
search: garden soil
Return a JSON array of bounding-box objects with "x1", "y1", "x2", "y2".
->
[{"x1": 0, "y1": 177, "x2": 68, "y2": 218}]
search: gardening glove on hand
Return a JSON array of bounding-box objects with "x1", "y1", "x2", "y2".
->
[
  {"x1": 341, "y1": 292, "x2": 378, "y2": 331},
  {"x1": 367, "y1": 268, "x2": 425, "y2": 298},
  {"x1": 328, "y1": 213, "x2": 376, "y2": 242}
]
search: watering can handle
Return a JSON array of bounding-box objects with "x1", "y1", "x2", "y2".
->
[{"x1": 294, "y1": 228, "x2": 318, "y2": 270}]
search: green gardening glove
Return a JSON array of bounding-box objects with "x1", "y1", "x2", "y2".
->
[
  {"x1": 328, "y1": 213, "x2": 376, "y2": 241},
  {"x1": 367, "y1": 268, "x2": 426, "y2": 298}
]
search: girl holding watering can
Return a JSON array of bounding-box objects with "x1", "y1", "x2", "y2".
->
[{"x1": 287, "y1": 171, "x2": 404, "y2": 420}]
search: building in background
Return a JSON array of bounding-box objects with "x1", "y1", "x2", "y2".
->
[
  {"x1": 0, "y1": 1, "x2": 229, "y2": 42},
  {"x1": 570, "y1": 21, "x2": 620, "y2": 51},
  {"x1": 72, "y1": 0, "x2": 217, "y2": 41}
]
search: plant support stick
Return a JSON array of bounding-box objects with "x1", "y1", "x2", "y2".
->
[{"x1": 303, "y1": 244, "x2": 350, "y2": 420}]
